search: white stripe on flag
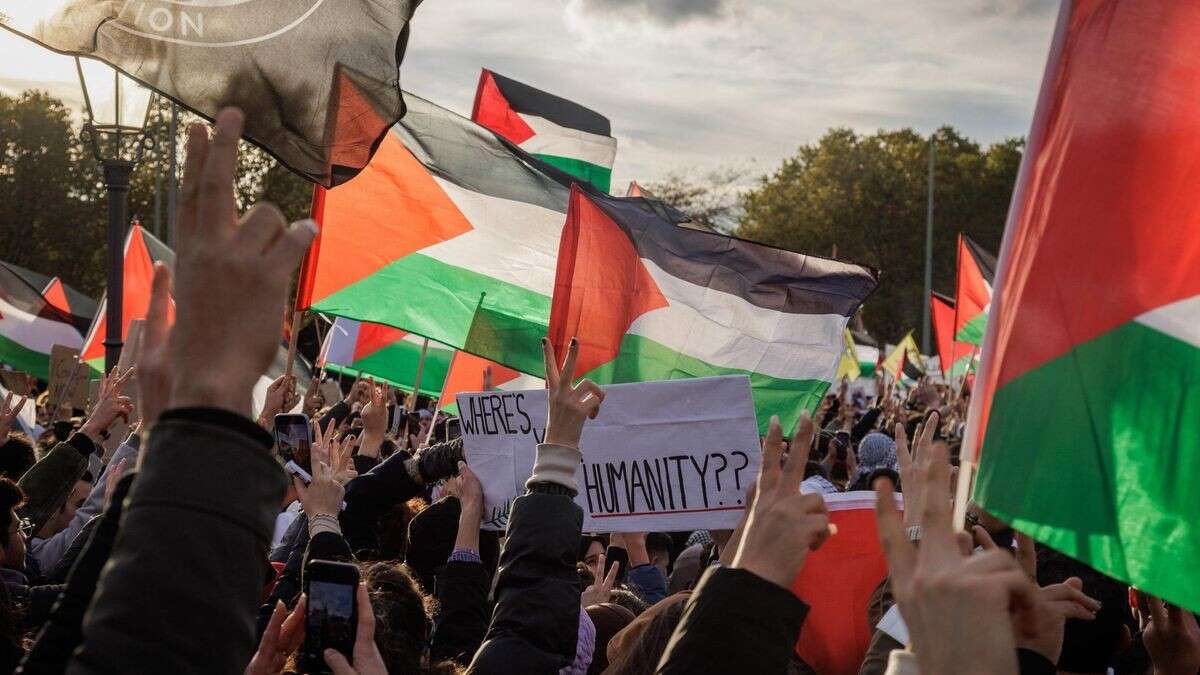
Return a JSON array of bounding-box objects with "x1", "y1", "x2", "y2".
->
[
  {"x1": 516, "y1": 113, "x2": 617, "y2": 168},
  {"x1": 0, "y1": 296, "x2": 83, "y2": 353}
]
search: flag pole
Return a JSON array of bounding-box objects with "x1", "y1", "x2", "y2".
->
[
  {"x1": 422, "y1": 409, "x2": 439, "y2": 448},
  {"x1": 285, "y1": 310, "x2": 303, "y2": 378},
  {"x1": 407, "y1": 338, "x2": 430, "y2": 409},
  {"x1": 921, "y1": 134, "x2": 935, "y2": 355}
]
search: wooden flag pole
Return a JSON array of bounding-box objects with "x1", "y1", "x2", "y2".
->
[
  {"x1": 422, "y1": 409, "x2": 439, "y2": 448},
  {"x1": 407, "y1": 338, "x2": 430, "y2": 409},
  {"x1": 285, "y1": 310, "x2": 303, "y2": 378}
]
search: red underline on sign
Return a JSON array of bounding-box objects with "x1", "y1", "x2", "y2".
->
[{"x1": 590, "y1": 505, "x2": 745, "y2": 518}]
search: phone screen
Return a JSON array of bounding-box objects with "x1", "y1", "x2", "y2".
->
[{"x1": 274, "y1": 414, "x2": 311, "y2": 471}]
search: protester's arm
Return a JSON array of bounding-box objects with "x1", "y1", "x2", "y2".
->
[
  {"x1": 469, "y1": 338, "x2": 603, "y2": 674},
  {"x1": 21, "y1": 471, "x2": 136, "y2": 674},
  {"x1": 430, "y1": 464, "x2": 491, "y2": 666},
  {"x1": 67, "y1": 110, "x2": 315, "y2": 674},
  {"x1": 658, "y1": 413, "x2": 825, "y2": 675},
  {"x1": 615, "y1": 532, "x2": 667, "y2": 604}
]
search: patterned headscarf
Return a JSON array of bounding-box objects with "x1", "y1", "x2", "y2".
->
[{"x1": 856, "y1": 432, "x2": 898, "y2": 481}]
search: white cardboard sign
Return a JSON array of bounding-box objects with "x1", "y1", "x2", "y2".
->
[{"x1": 457, "y1": 375, "x2": 762, "y2": 532}]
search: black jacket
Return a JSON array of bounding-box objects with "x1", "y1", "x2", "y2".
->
[
  {"x1": 340, "y1": 450, "x2": 424, "y2": 557},
  {"x1": 470, "y1": 487, "x2": 583, "y2": 675},
  {"x1": 658, "y1": 566, "x2": 810, "y2": 674},
  {"x1": 67, "y1": 409, "x2": 286, "y2": 675}
]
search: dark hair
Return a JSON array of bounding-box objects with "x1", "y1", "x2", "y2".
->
[
  {"x1": 850, "y1": 467, "x2": 899, "y2": 492},
  {"x1": 360, "y1": 562, "x2": 462, "y2": 674},
  {"x1": 0, "y1": 435, "x2": 34, "y2": 482},
  {"x1": 0, "y1": 479, "x2": 25, "y2": 548},
  {"x1": 803, "y1": 461, "x2": 828, "y2": 480},
  {"x1": 607, "y1": 587, "x2": 648, "y2": 617},
  {"x1": 645, "y1": 533, "x2": 672, "y2": 561},
  {"x1": 80, "y1": 470, "x2": 94, "y2": 485},
  {"x1": 1038, "y1": 548, "x2": 1133, "y2": 672},
  {"x1": 578, "y1": 534, "x2": 608, "y2": 562},
  {"x1": 605, "y1": 595, "x2": 689, "y2": 675},
  {"x1": 577, "y1": 561, "x2": 595, "y2": 588}
]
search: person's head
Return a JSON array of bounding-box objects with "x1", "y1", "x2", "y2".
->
[
  {"x1": 645, "y1": 532, "x2": 672, "y2": 575},
  {"x1": 360, "y1": 561, "x2": 462, "y2": 674},
  {"x1": 856, "y1": 432, "x2": 898, "y2": 482},
  {"x1": 605, "y1": 592, "x2": 690, "y2": 675},
  {"x1": 38, "y1": 471, "x2": 93, "y2": 539},
  {"x1": 607, "y1": 587, "x2": 648, "y2": 617},
  {"x1": 579, "y1": 535, "x2": 608, "y2": 567},
  {"x1": 0, "y1": 479, "x2": 26, "y2": 571},
  {"x1": 0, "y1": 434, "x2": 34, "y2": 481},
  {"x1": 667, "y1": 544, "x2": 703, "y2": 594},
  {"x1": 585, "y1": 603, "x2": 636, "y2": 675}
]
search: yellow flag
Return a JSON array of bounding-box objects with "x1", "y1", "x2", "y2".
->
[
  {"x1": 882, "y1": 331, "x2": 923, "y2": 380},
  {"x1": 836, "y1": 328, "x2": 861, "y2": 381}
]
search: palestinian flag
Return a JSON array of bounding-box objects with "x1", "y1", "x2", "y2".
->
[
  {"x1": 0, "y1": 262, "x2": 82, "y2": 379},
  {"x1": 548, "y1": 185, "x2": 877, "y2": 433},
  {"x1": 436, "y1": 351, "x2": 543, "y2": 415},
  {"x1": 931, "y1": 292, "x2": 974, "y2": 380},
  {"x1": 299, "y1": 93, "x2": 660, "y2": 379},
  {"x1": 953, "y1": 234, "x2": 996, "y2": 345},
  {"x1": 881, "y1": 332, "x2": 924, "y2": 383},
  {"x1": 473, "y1": 69, "x2": 617, "y2": 192},
  {"x1": 835, "y1": 329, "x2": 861, "y2": 381},
  {"x1": 967, "y1": 0, "x2": 1200, "y2": 613},
  {"x1": 319, "y1": 317, "x2": 452, "y2": 398},
  {"x1": 851, "y1": 331, "x2": 879, "y2": 378},
  {"x1": 1, "y1": 0, "x2": 419, "y2": 187},
  {"x1": 0, "y1": 261, "x2": 97, "y2": 337},
  {"x1": 80, "y1": 224, "x2": 174, "y2": 373}
]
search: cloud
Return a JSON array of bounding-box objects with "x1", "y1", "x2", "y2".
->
[{"x1": 574, "y1": 0, "x2": 727, "y2": 26}]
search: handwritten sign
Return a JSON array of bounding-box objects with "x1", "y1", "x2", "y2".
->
[
  {"x1": 457, "y1": 375, "x2": 762, "y2": 532},
  {"x1": 48, "y1": 345, "x2": 88, "y2": 411}
]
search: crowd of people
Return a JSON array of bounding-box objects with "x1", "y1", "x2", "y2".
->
[{"x1": 0, "y1": 108, "x2": 1195, "y2": 674}]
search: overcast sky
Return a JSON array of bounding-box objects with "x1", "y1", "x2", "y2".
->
[{"x1": 0, "y1": 0, "x2": 1059, "y2": 189}]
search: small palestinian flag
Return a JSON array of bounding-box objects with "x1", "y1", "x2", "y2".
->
[
  {"x1": 319, "y1": 317, "x2": 453, "y2": 398},
  {"x1": 473, "y1": 69, "x2": 617, "y2": 192},
  {"x1": 0, "y1": 262, "x2": 82, "y2": 379},
  {"x1": 931, "y1": 292, "x2": 974, "y2": 380},
  {"x1": 80, "y1": 224, "x2": 174, "y2": 373},
  {"x1": 836, "y1": 329, "x2": 861, "y2": 381},
  {"x1": 967, "y1": 0, "x2": 1200, "y2": 613},
  {"x1": 549, "y1": 185, "x2": 877, "y2": 433},
  {"x1": 881, "y1": 332, "x2": 924, "y2": 384},
  {"x1": 953, "y1": 234, "x2": 996, "y2": 345},
  {"x1": 436, "y1": 350, "x2": 543, "y2": 415}
]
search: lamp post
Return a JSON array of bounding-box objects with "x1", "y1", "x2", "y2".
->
[{"x1": 73, "y1": 58, "x2": 156, "y2": 372}]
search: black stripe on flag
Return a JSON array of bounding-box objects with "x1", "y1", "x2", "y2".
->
[
  {"x1": 963, "y1": 235, "x2": 997, "y2": 284},
  {"x1": 590, "y1": 194, "x2": 879, "y2": 317},
  {"x1": 488, "y1": 70, "x2": 612, "y2": 137}
]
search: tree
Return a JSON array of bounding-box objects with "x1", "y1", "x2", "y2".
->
[
  {"x1": 737, "y1": 126, "x2": 1021, "y2": 342},
  {"x1": 644, "y1": 166, "x2": 749, "y2": 233}
]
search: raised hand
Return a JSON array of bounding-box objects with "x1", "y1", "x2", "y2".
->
[
  {"x1": 731, "y1": 412, "x2": 831, "y2": 589},
  {"x1": 542, "y1": 337, "x2": 604, "y2": 449},
  {"x1": 245, "y1": 596, "x2": 306, "y2": 675},
  {"x1": 169, "y1": 109, "x2": 317, "y2": 417},
  {"x1": 1141, "y1": 592, "x2": 1200, "y2": 675},
  {"x1": 580, "y1": 552, "x2": 620, "y2": 608},
  {"x1": 357, "y1": 379, "x2": 390, "y2": 459},
  {"x1": 0, "y1": 391, "x2": 29, "y2": 439},
  {"x1": 134, "y1": 263, "x2": 174, "y2": 425},
  {"x1": 323, "y1": 584, "x2": 386, "y2": 675},
  {"x1": 895, "y1": 411, "x2": 939, "y2": 530},
  {"x1": 452, "y1": 461, "x2": 484, "y2": 554},
  {"x1": 874, "y1": 439, "x2": 1038, "y2": 675},
  {"x1": 302, "y1": 379, "x2": 326, "y2": 417},
  {"x1": 295, "y1": 420, "x2": 353, "y2": 518},
  {"x1": 80, "y1": 368, "x2": 135, "y2": 445},
  {"x1": 257, "y1": 374, "x2": 299, "y2": 429}
]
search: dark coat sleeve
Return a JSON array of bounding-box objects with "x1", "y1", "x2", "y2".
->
[
  {"x1": 430, "y1": 560, "x2": 490, "y2": 666},
  {"x1": 340, "y1": 450, "x2": 424, "y2": 557},
  {"x1": 66, "y1": 409, "x2": 286, "y2": 675},
  {"x1": 19, "y1": 435, "x2": 93, "y2": 536},
  {"x1": 469, "y1": 489, "x2": 583, "y2": 675},
  {"x1": 19, "y1": 472, "x2": 136, "y2": 675},
  {"x1": 256, "y1": 514, "x2": 310, "y2": 638},
  {"x1": 852, "y1": 407, "x2": 884, "y2": 445},
  {"x1": 657, "y1": 567, "x2": 809, "y2": 675}
]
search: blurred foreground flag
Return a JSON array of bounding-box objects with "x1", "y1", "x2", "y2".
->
[
  {"x1": 473, "y1": 69, "x2": 617, "y2": 193},
  {"x1": 548, "y1": 185, "x2": 877, "y2": 434},
  {"x1": 319, "y1": 317, "x2": 452, "y2": 399},
  {"x1": 0, "y1": 0, "x2": 419, "y2": 186},
  {"x1": 966, "y1": 1, "x2": 1200, "y2": 613}
]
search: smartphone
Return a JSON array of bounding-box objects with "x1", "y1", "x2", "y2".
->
[
  {"x1": 302, "y1": 559, "x2": 360, "y2": 673},
  {"x1": 445, "y1": 418, "x2": 461, "y2": 441},
  {"x1": 274, "y1": 413, "x2": 312, "y2": 474}
]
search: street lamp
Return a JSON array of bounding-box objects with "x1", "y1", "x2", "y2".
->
[{"x1": 73, "y1": 57, "x2": 156, "y2": 372}]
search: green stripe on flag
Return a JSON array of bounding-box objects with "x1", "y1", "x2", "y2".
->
[
  {"x1": 587, "y1": 333, "x2": 832, "y2": 435},
  {"x1": 533, "y1": 154, "x2": 613, "y2": 193},
  {"x1": 0, "y1": 333, "x2": 51, "y2": 379},
  {"x1": 311, "y1": 253, "x2": 551, "y2": 375},
  {"x1": 956, "y1": 312, "x2": 988, "y2": 345},
  {"x1": 974, "y1": 319, "x2": 1200, "y2": 612}
]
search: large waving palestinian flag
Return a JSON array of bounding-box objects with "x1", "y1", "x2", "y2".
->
[
  {"x1": 81, "y1": 224, "x2": 174, "y2": 373},
  {"x1": 931, "y1": 292, "x2": 974, "y2": 380},
  {"x1": 549, "y1": 185, "x2": 877, "y2": 433},
  {"x1": 968, "y1": 0, "x2": 1200, "y2": 613},
  {"x1": 953, "y1": 234, "x2": 996, "y2": 345},
  {"x1": 319, "y1": 317, "x2": 453, "y2": 398},
  {"x1": 299, "y1": 93, "x2": 662, "y2": 380},
  {"x1": 0, "y1": 262, "x2": 82, "y2": 379},
  {"x1": 0, "y1": 262, "x2": 97, "y2": 336},
  {"x1": 472, "y1": 69, "x2": 617, "y2": 193}
]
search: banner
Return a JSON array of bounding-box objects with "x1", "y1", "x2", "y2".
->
[{"x1": 457, "y1": 375, "x2": 761, "y2": 532}]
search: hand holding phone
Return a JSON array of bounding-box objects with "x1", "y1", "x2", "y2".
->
[
  {"x1": 275, "y1": 413, "x2": 312, "y2": 482},
  {"x1": 303, "y1": 560, "x2": 359, "y2": 673}
]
